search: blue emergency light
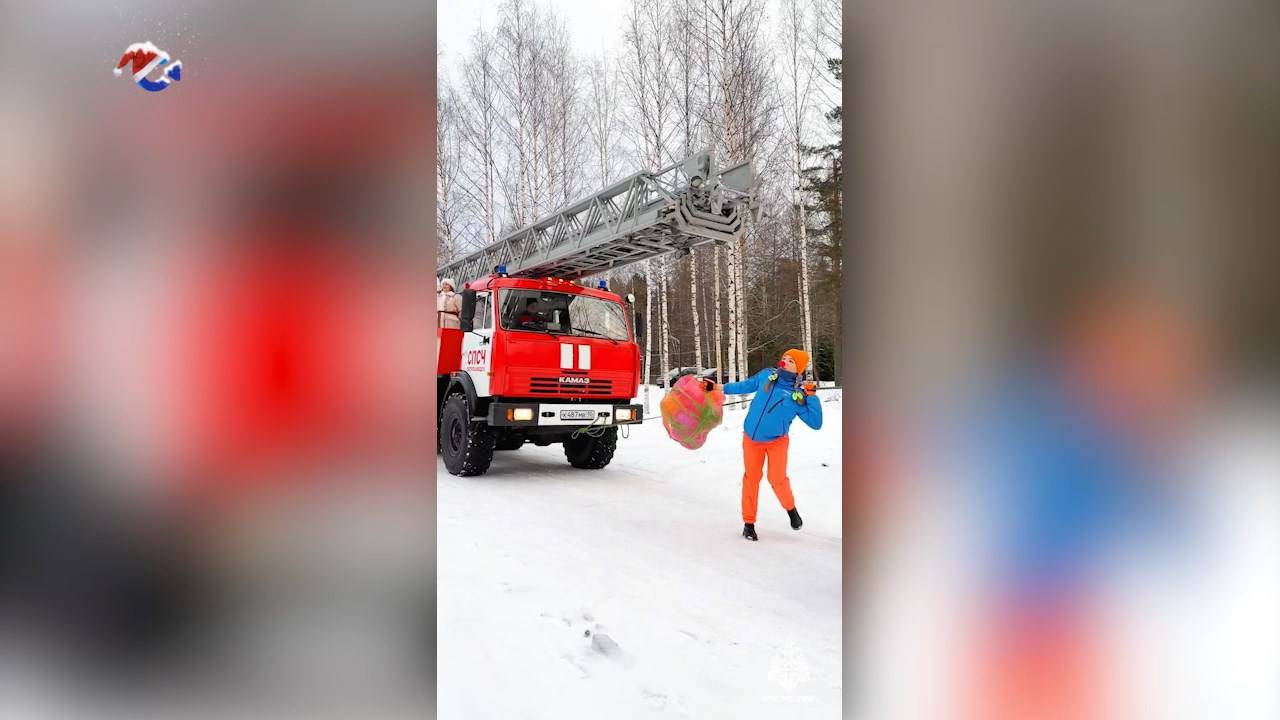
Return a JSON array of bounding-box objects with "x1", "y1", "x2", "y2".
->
[
  {"x1": 495, "y1": 264, "x2": 507, "y2": 276},
  {"x1": 597, "y1": 280, "x2": 607, "y2": 290}
]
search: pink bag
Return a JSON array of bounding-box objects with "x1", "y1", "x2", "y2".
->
[{"x1": 659, "y1": 374, "x2": 725, "y2": 450}]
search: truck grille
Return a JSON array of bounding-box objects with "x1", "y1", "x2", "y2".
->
[{"x1": 528, "y1": 376, "x2": 615, "y2": 396}]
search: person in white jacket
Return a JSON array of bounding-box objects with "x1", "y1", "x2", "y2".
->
[{"x1": 437, "y1": 278, "x2": 461, "y2": 329}]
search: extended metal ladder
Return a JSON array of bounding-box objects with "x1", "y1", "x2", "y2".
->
[{"x1": 436, "y1": 151, "x2": 753, "y2": 285}]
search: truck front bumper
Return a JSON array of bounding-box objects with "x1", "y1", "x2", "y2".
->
[{"x1": 485, "y1": 401, "x2": 644, "y2": 427}]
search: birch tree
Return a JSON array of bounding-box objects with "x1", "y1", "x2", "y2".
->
[
  {"x1": 620, "y1": 0, "x2": 675, "y2": 167},
  {"x1": 644, "y1": 269, "x2": 654, "y2": 405},
  {"x1": 779, "y1": 0, "x2": 818, "y2": 372},
  {"x1": 586, "y1": 53, "x2": 621, "y2": 187},
  {"x1": 460, "y1": 27, "x2": 501, "y2": 245},
  {"x1": 437, "y1": 80, "x2": 465, "y2": 262},
  {"x1": 713, "y1": 245, "x2": 724, "y2": 377},
  {"x1": 696, "y1": 0, "x2": 775, "y2": 380},
  {"x1": 810, "y1": 0, "x2": 842, "y2": 113},
  {"x1": 660, "y1": 267, "x2": 671, "y2": 383},
  {"x1": 494, "y1": 0, "x2": 538, "y2": 226},
  {"x1": 699, "y1": 0, "x2": 743, "y2": 381},
  {"x1": 670, "y1": 0, "x2": 706, "y2": 369},
  {"x1": 621, "y1": 0, "x2": 678, "y2": 397},
  {"x1": 544, "y1": 23, "x2": 586, "y2": 209}
]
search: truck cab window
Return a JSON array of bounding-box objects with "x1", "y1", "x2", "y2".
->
[
  {"x1": 499, "y1": 289, "x2": 630, "y2": 340},
  {"x1": 474, "y1": 292, "x2": 491, "y2": 330}
]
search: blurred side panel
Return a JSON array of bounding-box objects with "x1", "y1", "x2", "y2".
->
[
  {"x1": 1, "y1": 1, "x2": 436, "y2": 717},
  {"x1": 850, "y1": 1, "x2": 1280, "y2": 718}
]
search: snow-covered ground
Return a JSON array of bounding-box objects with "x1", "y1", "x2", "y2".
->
[{"x1": 437, "y1": 389, "x2": 843, "y2": 719}]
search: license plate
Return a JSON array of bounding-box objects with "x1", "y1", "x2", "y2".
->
[{"x1": 559, "y1": 409, "x2": 595, "y2": 420}]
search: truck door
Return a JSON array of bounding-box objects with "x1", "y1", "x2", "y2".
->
[{"x1": 460, "y1": 291, "x2": 493, "y2": 396}]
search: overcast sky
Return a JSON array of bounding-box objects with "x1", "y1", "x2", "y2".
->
[{"x1": 437, "y1": 0, "x2": 633, "y2": 83}]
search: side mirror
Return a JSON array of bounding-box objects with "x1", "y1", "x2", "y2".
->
[{"x1": 459, "y1": 289, "x2": 476, "y2": 332}]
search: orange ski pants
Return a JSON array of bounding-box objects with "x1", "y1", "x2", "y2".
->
[{"x1": 741, "y1": 434, "x2": 795, "y2": 523}]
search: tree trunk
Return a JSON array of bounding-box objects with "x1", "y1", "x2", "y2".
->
[
  {"x1": 643, "y1": 260, "x2": 654, "y2": 410},
  {"x1": 713, "y1": 244, "x2": 724, "y2": 382},
  {"x1": 659, "y1": 266, "x2": 671, "y2": 384},
  {"x1": 798, "y1": 199, "x2": 815, "y2": 376},
  {"x1": 705, "y1": 269, "x2": 715, "y2": 371},
  {"x1": 735, "y1": 221, "x2": 748, "y2": 378},
  {"x1": 483, "y1": 135, "x2": 495, "y2": 244},
  {"x1": 725, "y1": 234, "x2": 740, "y2": 383},
  {"x1": 690, "y1": 248, "x2": 703, "y2": 368}
]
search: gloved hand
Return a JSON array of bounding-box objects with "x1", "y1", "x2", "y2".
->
[{"x1": 802, "y1": 381, "x2": 816, "y2": 396}]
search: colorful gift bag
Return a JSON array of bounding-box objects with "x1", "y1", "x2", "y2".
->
[{"x1": 659, "y1": 374, "x2": 725, "y2": 450}]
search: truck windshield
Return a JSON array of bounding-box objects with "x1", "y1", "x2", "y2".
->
[{"x1": 498, "y1": 289, "x2": 630, "y2": 341}]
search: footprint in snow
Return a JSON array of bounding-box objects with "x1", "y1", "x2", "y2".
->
[
  {"x1": 585, "y1": 627, "x2": 621, "y2": 656},
  {"x1": 642, "y1": 688, "x2": 668, "y2": 709},
  {"x1": 568, "y1": 617, "x2": 630, "y2": 665},
  {"x1": 642, "y1": 689, "x2": 689, "y2": 714},
  {"x1": 560, "y1": 653, "x2": 589, "y2": 678}
]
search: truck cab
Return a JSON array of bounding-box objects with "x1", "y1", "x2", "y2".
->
[{"x1": 437, "y1": 272, "x2": 644, "y2": 476}]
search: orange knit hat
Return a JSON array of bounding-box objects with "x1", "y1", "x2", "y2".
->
[{"x1": 782, "y1": 348, "x2": 809, "y2": 374}]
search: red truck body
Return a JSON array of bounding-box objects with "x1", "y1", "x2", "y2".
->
[
  {"x1": 438, "y1": 275, "x2": 640, "y2": 399},
  {"x1": 435, "y1": 273, "x2": 644, "y2": 475}
]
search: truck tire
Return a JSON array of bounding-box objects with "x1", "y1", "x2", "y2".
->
[
  {"x1": 441, "y1": 392, "x2": 494, "y2": 476},
  {"x1": 563, "y1": 427, "x2": 618, "y2": 469},
  {"x1": 494, "y1": 434, "x2": 524, "y2": 451}
]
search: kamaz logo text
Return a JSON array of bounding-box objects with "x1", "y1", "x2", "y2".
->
[{"x1": 559, "y1": 376, "x2": 590, "y2": 385}]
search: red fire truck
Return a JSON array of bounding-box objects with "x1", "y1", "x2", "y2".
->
[{"x1": 436, "y1": 151, "x2": 753, "y2": 476}]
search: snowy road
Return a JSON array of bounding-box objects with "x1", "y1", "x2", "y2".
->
[{"x1": 438, "y1": 394, "x2": 843, "y2": 719}]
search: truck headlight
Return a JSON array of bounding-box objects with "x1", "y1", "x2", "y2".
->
[
  {"x1": 513, "y1": 407, "x2": 534, "y2": 421},
  {"x1": 615, "y1": 408, "x2": 635, "y2": 422}
]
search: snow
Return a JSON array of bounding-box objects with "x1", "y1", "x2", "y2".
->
[
  {"x1": 437, "y1": 393, "x2": 843, "y2": 718},
  {"x1": 112, "y1": 40, "x2": 171, "y2": 81},
  {"x1": 121, "y1": 40, "x2": 162, "y2": 56}
]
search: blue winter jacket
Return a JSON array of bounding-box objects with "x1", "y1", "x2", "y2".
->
[{"x1": 723, "y1": 368, "x2": 823, "y2": 442}]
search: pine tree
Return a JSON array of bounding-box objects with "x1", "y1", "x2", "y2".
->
[{"x1": 799, "y1": 55, "x2": 842, "y2": 381}]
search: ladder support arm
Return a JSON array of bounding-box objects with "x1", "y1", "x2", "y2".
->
[{"x1": 436, "y1": 151, "x2": 754, "y2": 285}]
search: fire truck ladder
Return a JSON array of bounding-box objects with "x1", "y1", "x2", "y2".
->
[{"x1": 436, "y1": 151, "x2": 754, "y2": 285}]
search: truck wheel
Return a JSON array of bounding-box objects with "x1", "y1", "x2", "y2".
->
[
  {"x1": 495, "y1": 434, "x2": 524, "y2": 451},
  {"x1": 563, "y1": 427, "x2": 617, "y2": 469},
  {"x1": 441, "y1": 392, "x2": 494, "y2": 476}
]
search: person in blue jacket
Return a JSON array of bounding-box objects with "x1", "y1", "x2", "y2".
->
[{"x1": 705, "y1": 348, "x2": 823, "y2": 541}]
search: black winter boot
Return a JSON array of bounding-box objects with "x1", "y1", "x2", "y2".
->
[
  {"x1": 742, "y1": 523, "x2": 758, "y2": 541},
  {"x1": 787, "y1": 507, "x2": 803, "y2": 530}
]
